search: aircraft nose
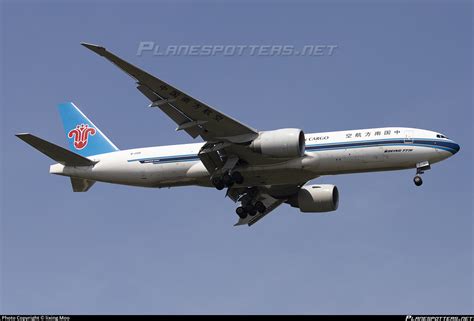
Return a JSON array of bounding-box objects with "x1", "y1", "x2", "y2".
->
[{"x1": 451, "y1": 141, "x2": 460, "y2": 155}]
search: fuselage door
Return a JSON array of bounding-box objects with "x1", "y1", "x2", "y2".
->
[{"x1": 404, "y1": 130, "x2": 414, "y2": 144}]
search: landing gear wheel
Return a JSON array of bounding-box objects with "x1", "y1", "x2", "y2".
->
[
  {"x1": 236, "y1": 206, "x2": 247, "y2": 219},
  {"x1": 231, "y1": 171, "x2": 244, "y2": 184},
  {"x1": 414, "y1": 175, "x2": 423, "y2": 186},
  {"x1": 248, "y1": 209, "x2": 257, "y2": 216},
  {"x1": 222, "y1": 174, "x2": 234, "y2": 187},
  {"x1": 211, "y1": 177, "x2": 225, "y2": 190},
  {"x1": 254, "y1": 201, "x2": 266, "y2": 213}
]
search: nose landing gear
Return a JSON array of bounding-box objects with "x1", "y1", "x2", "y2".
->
[
  {"x1": 413, "y1": 161, "x2": 430, "y2": 187},
  {"x1": 414, "y1": 175, "x2": 423, "y2": 186}
]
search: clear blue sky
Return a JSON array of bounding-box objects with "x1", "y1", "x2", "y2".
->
[{"x1": 1, "y1": 0, "x2": 472, "y2": 314}]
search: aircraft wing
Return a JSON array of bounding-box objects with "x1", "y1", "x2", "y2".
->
[{"x1": 81, "y1": 43, "x2": 258, "y2": 143}]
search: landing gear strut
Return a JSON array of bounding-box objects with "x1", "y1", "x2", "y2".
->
[
  {"x1": 231, "y1": 171, "x2": 244, "y2": 185},
  {"x1": 222, "y1": 173, "x2": 233, "y2": 187},
  {"x1": 413, "y1": 161, "x2": 430, "y2": 187}
]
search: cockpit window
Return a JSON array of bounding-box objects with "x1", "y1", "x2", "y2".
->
[{"x1": 436, "y1": 134, "x2": 448, "y2": 139}]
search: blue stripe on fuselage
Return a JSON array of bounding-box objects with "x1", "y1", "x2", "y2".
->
[
  {"x1": 127, "y1": 138, "x2": 457, "y2": 164},
  {"x1": 305, "y1": 138, "x2": 458, "y2": 153}
]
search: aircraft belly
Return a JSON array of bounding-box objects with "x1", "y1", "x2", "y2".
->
[
  {"x1": 314, "y1": 145, "x2": 444, "y2": 175},
  {"x1": 143, "y1": 161, "x2": 201, "y2": 187},
  {"x1": 238, "y1": 168, "x2": 317, "y2": 186}
]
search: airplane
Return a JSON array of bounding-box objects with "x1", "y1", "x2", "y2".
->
[{"x1": 16, "y1": 43, "x2": 461, "y2": 226}]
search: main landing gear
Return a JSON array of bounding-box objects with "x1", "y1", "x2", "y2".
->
[
  {"x1": 413, "y1": 161, "x2": 431, "y2": 187},
  {"x1": 211, "y1": 171, "x2": 244, "y2": 190},
  {"x1": 234, "y1": 188, "x2": 267, "y2": 219},
  {"x1": 235, "y1": 200, "x2": 266, "y2": 219}
]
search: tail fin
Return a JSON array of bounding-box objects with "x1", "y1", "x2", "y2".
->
[{"x1": 58, "y1": 102, "x2": 119, "y2": 157}]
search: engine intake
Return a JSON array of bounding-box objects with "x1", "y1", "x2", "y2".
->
[
  {"x1": 250, "y1": 128, "x2": 305, "y2": 158},
  {"x1": 289, "y1": 184, "x2": 339, "y2": 213}
]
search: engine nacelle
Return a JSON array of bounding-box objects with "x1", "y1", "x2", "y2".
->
[
  {"x1": 289, "y1": 184, "x2": 339, "y2": 213},
  {"x1": 250, "y1": 128, "x2": 305, "y2": 158}
]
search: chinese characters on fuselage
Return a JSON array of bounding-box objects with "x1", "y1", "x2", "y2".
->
[{"x1": 345, "y1": 129, "x2": 401, "y2": 139}]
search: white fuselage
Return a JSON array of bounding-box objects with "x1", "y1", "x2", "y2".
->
[{"x1": 50, "y1": 127, "x2": 459, "y2": 188}]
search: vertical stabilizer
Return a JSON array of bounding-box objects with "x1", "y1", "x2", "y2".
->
[{"x1": 58, "y1": 102, "x2": 119, "y2": 157}]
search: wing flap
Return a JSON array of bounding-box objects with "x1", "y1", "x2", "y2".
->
[{"x1": 137, "y1": 84, "x2": 202, "y2": 138}]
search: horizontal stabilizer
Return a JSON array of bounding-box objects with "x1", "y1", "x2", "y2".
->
[
  {"x1": 16, "y1": 133, "x2": 96, "y2": 166},
  {"x1": 70, "y1": 177, "x2": 96, "y2": 192}
]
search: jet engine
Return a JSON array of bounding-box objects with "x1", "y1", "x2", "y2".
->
[
  {"x1": 288, "y1": 184, "x2": 339, "y2": 213},
  {"x1": 249, "y1": 128, "x2": 305, "y2": 158}
]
